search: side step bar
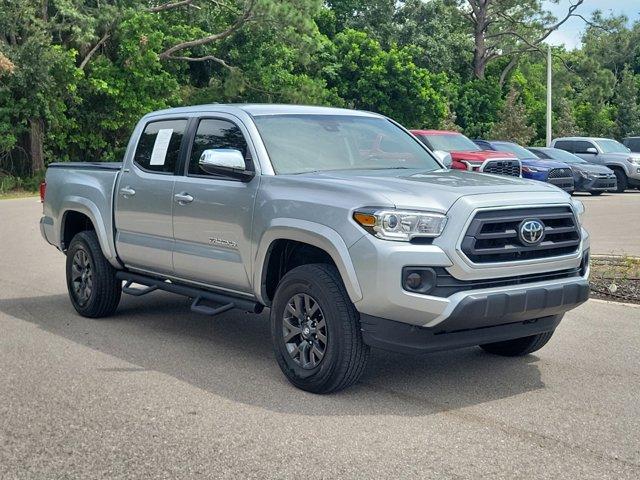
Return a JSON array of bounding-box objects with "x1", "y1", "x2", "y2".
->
[{"x1": 116, "y1": 271, "x2": 263, "y2": 316}]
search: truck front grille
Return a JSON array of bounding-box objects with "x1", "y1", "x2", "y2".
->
[
  {"x1": 547, "y1": 168, "x2": 574, "y2": 190},
  {"x1": 461, "y1": 206, "x2": 581, "y2": 263},
  {"x1": 481, "y1": 159, "x2": 521, "y2": 177}
]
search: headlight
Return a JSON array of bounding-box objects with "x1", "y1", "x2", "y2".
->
[
  {"x1": 353, "y1": 209, "x2": 447, "y2": 241},
  {"x1": 627, "y1": 157, "x2": 640, "y2": 165},
  {"x1": 578, "y1": 170, "x2": 589, "y2": 178},
  {"x1": 572, "y1": 200, "x2": 585, "y2": 225},
  {"x1": 522, "y1": 166, "x2": 545, "y2": 173}
]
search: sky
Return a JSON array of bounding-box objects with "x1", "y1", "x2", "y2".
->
[{"x1": 545, "y1": 0, "x2": 640, "y2": 49}]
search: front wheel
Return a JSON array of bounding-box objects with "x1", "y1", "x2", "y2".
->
[
  {"x1": 613, "y1": 169, "x2": 628, "y2": 193},
  {"x1": 480, "y1": 330, "x2": 555, "y2": 356},
  {"x1": 270, "y1": 264, "x2": 369, "y2": 393},
  {"x1": 66, "y1": 230, "x2": 121, "y2": 318},
  {"x1": 590, "y1": 191, "x2": 603, "y2": 196}
]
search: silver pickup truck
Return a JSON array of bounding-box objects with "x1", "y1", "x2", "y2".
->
[{"x1": 41, "y1": 104, "x2": 590, "y2": 393}]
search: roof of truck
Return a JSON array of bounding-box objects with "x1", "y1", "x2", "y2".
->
[{"x1": 145, "y1": 104, "x2": 383, "y2": 118}]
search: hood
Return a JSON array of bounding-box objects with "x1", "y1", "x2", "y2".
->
[
  {"x1": 284, "y1": 168, "x2": 568, "y2": 213},
  {"x1": 603, "y1": 152, "x2": 640, "y2": 161},
  {"x1": 449, "y1": 150, "x2": 516, "y2": 163},
  {"x1": 521, "y1": 158, "x2": 569, "y2": 170},
  {"x1": 571, "y1": 163, "x2": 614, "y2": 174}
]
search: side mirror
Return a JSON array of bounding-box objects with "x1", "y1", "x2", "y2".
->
[
  {"x1": 433, "y1": 150, "x2": 453, "y2": 168},
  {"x1": 585, "y1": 147, "x2": 598, "y2": 154},
  {"x1": 198, "y1": 148, "x2": 254, "y2": 181}
]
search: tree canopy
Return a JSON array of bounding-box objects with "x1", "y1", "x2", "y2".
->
[{"x1": 0, "y1": 0, "x2": 638, "y2": 178}]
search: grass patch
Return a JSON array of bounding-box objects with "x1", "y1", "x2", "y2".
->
[
  {"x1": 0, "y1": 173, "x2": 42, "y2": 200},
  {"x1": 590, "y1": 256, "x2": 640, "y2": 304},
  {"x1": 0, "y1": 190, "x2": 38, "y2": 200}
]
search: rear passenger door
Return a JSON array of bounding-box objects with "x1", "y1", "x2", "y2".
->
[
  {"x1": 115, "y1": 118, "x2": 188, "y2": 275},
  {"x1": 172, "y1": 116, "x2": 259, "y2": 294}
]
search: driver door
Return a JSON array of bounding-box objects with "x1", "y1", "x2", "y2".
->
[{"x1": 172, "y1": 116, "x2": 259, "y2": 294}]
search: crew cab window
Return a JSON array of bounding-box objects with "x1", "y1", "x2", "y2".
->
[
  {"x1": 574, "y1": 141, "x2": 596, "y2": 154},
  {"x1": 133, "y1": 119, "x2": 187, "y2": 173},
  {"x1": 188, "y1": 119, "x2": 249, "y2": 176},
  {"x1": 553, "y1": 140, "x2": 573, "y2": 152}
]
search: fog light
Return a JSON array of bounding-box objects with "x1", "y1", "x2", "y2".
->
[
  {"x1": 406, "y1": 272, "x2": 423, "y2": 290},
  {"x1": 402, "y1": 267, "x2": 437, "y2": 294}
]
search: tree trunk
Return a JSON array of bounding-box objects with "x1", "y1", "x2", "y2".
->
[
  {"x1": 28, "y1": 118, "x2": 45, "y2": 173},
  {"x1": 472, "y1": 1, "x2": 488, "y2": 79}
]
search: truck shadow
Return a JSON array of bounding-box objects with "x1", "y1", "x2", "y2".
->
[{"x1": 0, "y1": 292, "x2": 545, "y2": 417}]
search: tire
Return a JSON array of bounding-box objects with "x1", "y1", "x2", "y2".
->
[
  {"x1": 590, "y1": 191, "x2": 603, "y2": 196},
  {"x1": 612, "y1": 169, "x2": 628, "y2": 193},
  {"x1": 480, "y1": 330, "x2": 555, "y2": 357},
  {"x1": 66, "y1": 230, "x2": 121, "y2": 318},
  {"x1": 270, "y1": 264, "x2": 369, "y2": 394}
]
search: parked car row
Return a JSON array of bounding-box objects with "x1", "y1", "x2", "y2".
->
[{"x1": 411, "y1": 129, "x2": 640, "y2": 195}]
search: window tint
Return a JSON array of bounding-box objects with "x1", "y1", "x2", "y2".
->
[
  {"x1": 574, "y1": 141, "x2": 596, "y2": 154},
  {"x1": 134, "y1": 119, "x2": 187, "y2": 173},
  {"x1": 553, "y1": 140, "x2": 573, "y2": 152},
  {"x1": 627, "y1": 138, "x2": 640, "y2": 152},
  {"x1": 189, "y1": 119, "x2": 249, "y2": 176}
]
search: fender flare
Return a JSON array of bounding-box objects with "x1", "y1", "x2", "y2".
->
[
  {"x1": 253, "y1": 219, "x2": 363, "y2": 305},
  {"x1": 59, "y1": 196, "x2": 122, "y2": 268}
]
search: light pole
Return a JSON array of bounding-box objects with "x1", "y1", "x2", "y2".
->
[{"x1": 546, "y1": 45, "x2": 552, "y2": 147}]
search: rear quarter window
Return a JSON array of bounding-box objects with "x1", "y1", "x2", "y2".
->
[
  {"x1": 553, "y1": 140, "x2": 573, "y2": 152},
  {"x1": 134, "y1": 119, "x2": 188, "y2": 174}
]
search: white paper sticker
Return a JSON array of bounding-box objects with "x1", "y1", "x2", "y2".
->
[{"x1": 149, "y1": 129, "x2": 173, "y2": 166}]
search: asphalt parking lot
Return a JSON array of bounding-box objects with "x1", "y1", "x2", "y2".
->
[
  {"x1": 576, "y1": 190, "x2": 640, "y2": 256},
  {"x1": 1, "y1": 196, "x2": 639, "y2": 479}
]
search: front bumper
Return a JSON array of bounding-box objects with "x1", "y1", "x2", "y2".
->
[
  {"x1": 523, "y1": 171, "x2": 574, "y2": 192},
  {"x1": 361, "y1": 313, "x2": 565, "y2": 355},
  {"x1": 627, "y1": 165, "x2": 640, "y2": 185},
  {"x1": 576, "y1": 175, "x2": 617, "y2": 192},
  {"x1": 349, "y1": 194, "x2": 590, "y2": 328}
]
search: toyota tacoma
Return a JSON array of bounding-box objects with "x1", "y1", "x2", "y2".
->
[{"x1": 40, "y1": 105, "x2": 590, "y2": 393}]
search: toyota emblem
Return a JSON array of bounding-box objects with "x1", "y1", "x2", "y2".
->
[{"x1": 519, "y1": 219, "x2": 545, "y2": 245}]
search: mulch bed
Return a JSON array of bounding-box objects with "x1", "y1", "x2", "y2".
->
[{"x1": 589, "y1": 255, "x2": 640, "y2": 305}]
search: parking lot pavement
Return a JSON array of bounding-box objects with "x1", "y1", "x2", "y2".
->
[
  {"x1": 576, "y1": 190, "x2": 640, "y2": 257},
  {"x1": 1, "y1": 197, "x2": 639, "y2": 479}
]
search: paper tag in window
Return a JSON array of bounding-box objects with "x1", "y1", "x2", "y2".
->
[{"x1": 149, "y1": 129, "x2": 173, "y2": 165}]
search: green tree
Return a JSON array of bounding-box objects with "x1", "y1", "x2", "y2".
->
[
  {"x1": 489, "y1": 88, "x2": 536, "y2": 144},
  {"x1": 327, "y1": 29, "x2": 449, "y2": 128},
  {"x1": 614, "y1": 67, "x2": 640, "y2": 138},
  {"x1": 454, "y1": 79, "x2": 501, "y2": 138}
]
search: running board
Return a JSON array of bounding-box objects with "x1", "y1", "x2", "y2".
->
[{"x1": 116, "y1": 271, "x2": 263, "y2": 315}]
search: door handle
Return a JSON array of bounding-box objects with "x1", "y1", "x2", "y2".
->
[
  {"x1": 119, "y1": 186, "x2": 136, "y2": 197},
  {"x1": 174, "y1": 192, "x2": 194, "y2": 204}
]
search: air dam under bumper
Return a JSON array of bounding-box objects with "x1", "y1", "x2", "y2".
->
[{"x1": 360, "y1": 280, "x2": 589, "y2": 355}]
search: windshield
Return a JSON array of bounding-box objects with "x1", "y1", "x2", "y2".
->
[
  {"x1": 594, "y1": 139, "x2": 630, "y2": 154},
  {"x1": 493, "y1": 142, "x2": 537, "y2": 160},
  {"x1": 421, "y1": 133, "x2": 480, "y2": 152},
  {"x1": 253, "y1": 115, "x2": 442, "y2": 174},
  {"x1": 542, "y1": 148, "x2": 586, "y2": 164}
]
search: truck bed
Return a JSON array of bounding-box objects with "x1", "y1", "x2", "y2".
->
[{"x1": 48, "y1": 162, "x2": 123, "y2": 171}]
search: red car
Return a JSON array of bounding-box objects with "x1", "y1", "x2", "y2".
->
[{"x1": 410, "y1": 130, "x2": 522, "y2": 177}]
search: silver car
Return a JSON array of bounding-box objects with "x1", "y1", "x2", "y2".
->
[{"x1": 551, "y1": 136, "x2": 640, "y2": 192}]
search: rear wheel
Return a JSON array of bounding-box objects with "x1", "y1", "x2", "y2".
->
[
  {"x1": 480, "y1": 330, "x2": 555, "y2": 357},
  {"x1": 590, "y1": 191, "x2": 603, "y2": 196},
  {"x1": 270, "y1": 264, "x2": 369, "y2": 393},
  {"x1": 66, "y1": 231, "x2": 121, "y2": 318},
  {"x1": 612, "y1": 169, "x2": 628, "y2": 193}
]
